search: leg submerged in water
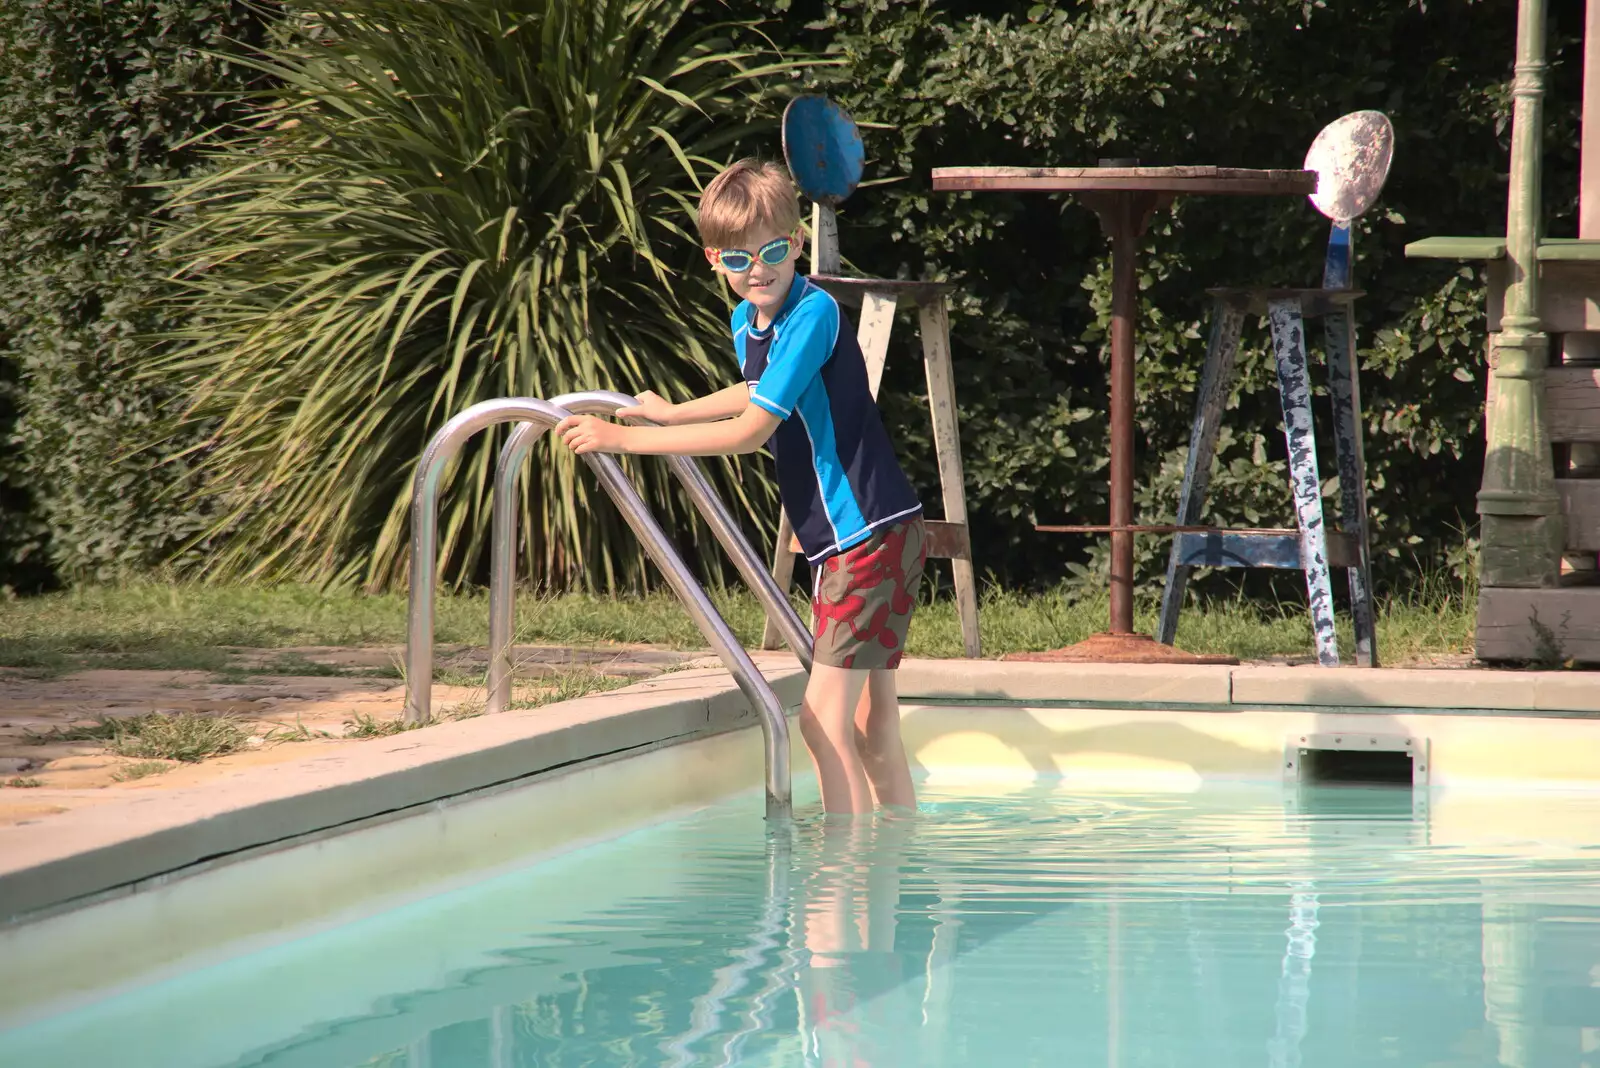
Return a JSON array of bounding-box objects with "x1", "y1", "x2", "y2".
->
[
  {"x1": 854, "y1": 668, "x2": 916, "y2": 811},
  {"x1": 805, "y1": 518, "x2": 927, "y2": 815},
  {"x1": 799, "y1": 664, "x2": 874, "y2": 814}
]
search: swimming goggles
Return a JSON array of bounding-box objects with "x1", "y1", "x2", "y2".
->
[{"x1": 711, "y1": 233, "x2": 796, "y2": 273}]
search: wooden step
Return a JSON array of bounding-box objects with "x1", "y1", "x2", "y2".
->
[
  {"x1": 1549, "y1": 367, "x2": 1600, "y2": 443},
  {"x1": 1560, "y1": 480, "x2": 1600, "y2": 552},
  {"x1": 1477, "y1": 586, "x2": 1600, "y2": 664}
]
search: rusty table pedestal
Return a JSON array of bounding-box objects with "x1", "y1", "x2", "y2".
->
[{"x1": 931, "y1": 165, "x2": 1316, "y2": 663}]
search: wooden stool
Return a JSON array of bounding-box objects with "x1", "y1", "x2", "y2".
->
[
  {"x1": 760, "y1": 277, "x2": 981, "y2": 658},
  {"x1": 758, "y1": 211, "x2": 981, "y2": 657},
  {"x1": 1156, "y1": 225, "x2": 1378, "y2": 667},
  {"x1": 769, "y1": 95, "x2": 980, "y2": 657}
]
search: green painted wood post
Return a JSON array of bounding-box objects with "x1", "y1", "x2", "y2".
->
[{"x1": 1479, "y1": 0, "x2": 1566, "y2": 586}]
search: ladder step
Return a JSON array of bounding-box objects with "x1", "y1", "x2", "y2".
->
[
  {"x1": 788, "y1": 519, "x2": 970, "y2": 560},
  {"x1": 1173, "y1": 529, "x2": 1357, "y2": 570}
]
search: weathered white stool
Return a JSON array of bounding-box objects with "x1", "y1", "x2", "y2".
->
[{"x1": 1157, "y1": 111, "x2": 1392, "y2": 667}]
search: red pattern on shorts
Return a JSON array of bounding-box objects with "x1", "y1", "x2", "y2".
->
[{"x1": 813, "y1": 524, "x2": 919, "y2": 669}]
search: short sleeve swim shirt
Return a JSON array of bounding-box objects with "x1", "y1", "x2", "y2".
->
[{"x1": 732, "y1": 278, "x2": 922, "y2": 565}]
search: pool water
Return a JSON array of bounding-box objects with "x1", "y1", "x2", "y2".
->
[{"x1": 7, "y1": 782, "x2": 1600, "y2": 1067}]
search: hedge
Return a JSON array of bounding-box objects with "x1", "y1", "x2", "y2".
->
[
  {"x1": 0, "y1": 0, "x2": 276, "y2": 591},
  {"x1": 1, "y1": 0, "x2": 1585, "y2": 599}
]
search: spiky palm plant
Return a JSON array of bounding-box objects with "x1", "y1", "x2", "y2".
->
[{"x1": 155, "y1": 0, "x2": 795, "y2": 591}]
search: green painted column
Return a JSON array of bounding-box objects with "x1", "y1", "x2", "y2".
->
[{"x1": 1479, "y1": 0, "x2": 1565, "y2": 586}]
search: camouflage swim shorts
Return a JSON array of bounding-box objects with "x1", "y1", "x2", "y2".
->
[{"x1": 810, "y1": 518, "x2": 927, "y2": 670}]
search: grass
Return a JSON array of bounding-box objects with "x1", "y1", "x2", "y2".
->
[
  {"x1": 262, "y1": 716, "x2": 336, "y2": 742},
  {"x1": 341, "y1": 702, "x2": 491, "y2": 738},
  {"x1": 341, "y1": 712, "x2": 420, "y2": 739},
  {"x1": 113, "y1": 761, "x2": 174, "y2": 782},
  {"x1": 0, "y1": 573, "x2": 1480, "y2": 670},
  {"x1": 3, "y1": 777, "x2": 43, "y2": 788},
  {"x1": 24, "y1": 712, "x2": 247, "y2": 762},
  {"x1": 22, "y1": 718, "x2": 121, "y2": 745},
  {"x1": 506, "y1": 670, "x2": 633, "y2": 711},
  {"x1": 431, "y1": 667, "x2": 488, "y2": 688},
  {"x1": 237, "y1": 653, "x2": 395, "y2": 679},
  {"x1": 335, "y1": 667, "x2": 632, "y2": 735}
]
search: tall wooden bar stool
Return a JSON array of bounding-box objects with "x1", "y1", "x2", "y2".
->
[
  {"x1": 1157, "y1": 111, "x2": 1393, "y2": 667},
  {"x1": 759, "y1": 95, "x2": 981, "y2": 658}
]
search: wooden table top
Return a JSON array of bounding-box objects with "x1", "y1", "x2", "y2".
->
[{"x1": 931, "y1": 166, "x2": 1316, "y2": 196}]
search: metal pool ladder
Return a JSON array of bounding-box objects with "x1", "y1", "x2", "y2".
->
[{"x1": 403, "y1": 395, "x2": 810, "y2": 821}]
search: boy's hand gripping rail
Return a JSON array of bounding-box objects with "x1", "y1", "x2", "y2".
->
[
  {"x1": 404, "y1": 397, "x2": 792, "y2": 820},
  {"x1": 487, "y1": 388, "x2": 813, "y2": 720}
]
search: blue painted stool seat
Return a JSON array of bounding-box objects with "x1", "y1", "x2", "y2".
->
[
  {"x1": 1171, "y1": 529, "x2": 1359, "y2": 570},
  {"x1": 781, "y1": 96, "x2": 865, "y2": 206}
]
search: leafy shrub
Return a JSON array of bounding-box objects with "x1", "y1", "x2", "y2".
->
[
  {"x1": 6, "y1": 0, "x2": 1582, "y2": 605},
  {"x1": 0, "y1": 0, "x2": 278, "y2": 590},
  {"x1": 153, "y1": 0, "x2": 794, "y2": 592}
]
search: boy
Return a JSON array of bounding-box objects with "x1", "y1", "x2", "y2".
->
[{"x1": 556, "y1": 158, "x2": 926, "y2": 816}]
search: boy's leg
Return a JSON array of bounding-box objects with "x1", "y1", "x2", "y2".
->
[
  {"x1": 808, "y1": 517, "x2": 926, "y2": 814},
  {"x1": 853, "y1": 668, "x2": 916, "y2": 810},
  {"x1": 799, "y1": 663, "x2": 874, "y2": 814}
]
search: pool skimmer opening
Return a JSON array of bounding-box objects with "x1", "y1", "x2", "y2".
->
[
  {"x1": 1283, "y1": 732, "x2": 1430, "y2": 788},
  {"x1": 1282, "y1": 733, "x2": 1431, "y2": 836}
]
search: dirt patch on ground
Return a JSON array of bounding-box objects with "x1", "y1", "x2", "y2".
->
[{"x1": 0, "y1": 643, "x2": 699, "y2": 827}]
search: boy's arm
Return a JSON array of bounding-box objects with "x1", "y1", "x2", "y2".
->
[
  {"x1": 559, "y1": 403, "x2": 779, "y2": 457},
  {"x1": 561, "y1": 288, "x2": 838, "y2": 458},
  {"x1": 629, "y1": 382, "x2": 749, "y2": 425},
  {"x1": 659, "y1": 378, "x2": 758, "y2": 422}
]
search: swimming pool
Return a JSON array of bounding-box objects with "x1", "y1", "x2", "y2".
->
[{"x1": 5, "y1": 776, "x2": 1599, "y2": 1068}]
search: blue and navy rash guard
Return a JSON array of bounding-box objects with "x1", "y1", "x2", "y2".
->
[{"x1": 734, "y1": 277, "x2": 922, "y2": 565}]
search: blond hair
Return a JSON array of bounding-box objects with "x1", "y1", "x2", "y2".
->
[{"x1": 697, "y1": 158, "x2": 801, "y2": 248}]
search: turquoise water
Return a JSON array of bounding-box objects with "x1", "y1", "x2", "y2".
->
[{"x1": 8, "y1": 782, "x2": 1600, "y2": 1067}]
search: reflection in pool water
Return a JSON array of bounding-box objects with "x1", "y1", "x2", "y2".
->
[{"x1": 6, "y1": 783, "x2": 1600, "y2": 1067}]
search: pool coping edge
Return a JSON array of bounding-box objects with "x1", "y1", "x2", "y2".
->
[{"x1": 896, "y1": 659, "x2": 1600, "y2": 715}]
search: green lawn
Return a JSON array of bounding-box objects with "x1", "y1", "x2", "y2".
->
[{"x1": 0, "y1": 576, "x2": 1476, "y2": 675}]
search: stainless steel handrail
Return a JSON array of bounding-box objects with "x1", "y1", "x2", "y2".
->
[
  {"x1": 403, "y1": 397, "x2": 791, "y2": 819},
  {"x1": 487, "y1": 388, "x2": 813, "y2": 717}
]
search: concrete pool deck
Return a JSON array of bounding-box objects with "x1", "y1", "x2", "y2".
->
[
  {"x1": 0, "y1": 651, "x2": 810, "y2": 926},
  {"x1": 3, "y1": 654, "x2": 1600, "y2": 1021}
]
